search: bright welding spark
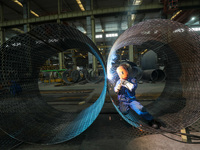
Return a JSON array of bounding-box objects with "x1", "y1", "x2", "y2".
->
[
  {"x1": 107, "y1": 53, "x2": 117, "y2": 80},
  {"x1": 107, "y1": 74, "x2": 113, "y2": 81}
]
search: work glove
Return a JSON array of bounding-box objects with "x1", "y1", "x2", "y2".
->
[
  {"x1": 114, "y1": 82, "x2": 122, "y2": 93},
  {"x1": 121, "y1": 79, "x2": 134, "y2": 91}
]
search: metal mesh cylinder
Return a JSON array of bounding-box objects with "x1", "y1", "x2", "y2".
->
[
  {"x1": 0, "y1": 23, "x2": 107, "y2": 144},
  {"x1": 107, "y1": 19, "x2": 200, "y2": 133}
]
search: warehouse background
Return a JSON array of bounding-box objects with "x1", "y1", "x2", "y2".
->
[{"x1": 0, "y1": 0, "x2": 200, "y2": 149}]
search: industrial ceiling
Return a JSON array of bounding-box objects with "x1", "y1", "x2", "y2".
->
[{"x1": 0, "y1": 0, "x2": 200, "y2": 45}]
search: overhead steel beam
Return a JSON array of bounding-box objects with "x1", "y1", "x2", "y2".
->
[
  {"x1": 1, "y1": 1, "x2": 200, "y2": 27},
  {"x1": 22, "y1": 0, "x2": 30, "y2": 32},
  {"x1": 96, "y1": 0, "x2": 104, "y2": 34},
  {"x1": 0, "y1": 4, "x2": 161, "y2": 27},
  {"x1": 0, "y1": 2, "x2": 5, "y2": 44},
  {"x1": 0, "y1": 1, "x2": 22, "y2": 17},
  {"x1": 31, "y1": 0, "x2": 48, "y2": 14}
]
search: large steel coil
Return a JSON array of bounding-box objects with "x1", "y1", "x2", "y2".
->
[
  {"x1": 71, "y1": 70, "x2": 80, "y2": 83},
  {"x1": 62, "y1": 70, "x2": 72, "y2": 84},
  {"x1": 0, "y1": 23, "x2": 107, "y2": 144},
  {"x1": 107, "y1": 19, "x2": 200, "y2": 133},
  {"x1": 84, "y1": 69, "x2": 103, "y2": 83}
]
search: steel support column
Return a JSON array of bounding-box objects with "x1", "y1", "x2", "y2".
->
[
  {"x1": 22, "y1": 0, "x2": 30, "y2": 32},
  {"x1": 91, "y1": 14, "x2": 97, "y2": 73},
  {"x1": 58, "y1": 53, "x2": 63, "y2": 70},
  {"x1": 128, "y1": 11, "x2": 134, "y2": 62},
  {"x1": 57, "y1": 0, "x2": 64, "y2": 70},
  {"x1": 0, "y1": 3, "x2": 5, "y2": 45},
  {"x1": 0, "y1": 28, "x2": 4, "y2": 45},
  {"x1": 86, "y1": 0, "x2": 97, "y2": 71},
  {"x1": 86, "y1": 14, "x2": 93, "y2": 68}
]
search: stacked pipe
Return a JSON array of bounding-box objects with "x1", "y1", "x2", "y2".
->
[
  {"x1": 142, "y1": 69, "x2": 166, "y2": 82},
  {"x1": 62, "y1": 69, "x2": 103, "y2": 84}
]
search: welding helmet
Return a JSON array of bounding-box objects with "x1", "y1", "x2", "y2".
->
[{"x1": 116, "y1": 64, "x2": 129, "y2": 80}]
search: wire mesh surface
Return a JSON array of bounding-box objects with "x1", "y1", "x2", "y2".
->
[
  {"x1": 0, "y1": 23, "x2": 107, "y2": 144},
  {"x1": 107, "y1": 19, "x2": 200, "y2": 133},
  {"x1": 0, "y1": 129, "x2": 22, "y2": 150}
]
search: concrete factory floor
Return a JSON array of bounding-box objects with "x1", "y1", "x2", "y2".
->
[{"x1": 15, "y1": 80, "x2": 200, "y2": 150}]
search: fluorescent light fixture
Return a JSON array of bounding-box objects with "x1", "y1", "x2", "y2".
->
[
  {"x1": 13, "y1": 0, "x2": 23, "y2": 7},
  {"x1": 133, "y1": 0, "x2": 142, "y2": 5},
  {"x1": 76, "y1": 0, "x2": 85, "y2": 11},
  {"x1": 30, "y1": 10, "x2": 39, "y2": 17},
  {"x1": 13, "y1": 0, "x2": 39, "y2": 17}
]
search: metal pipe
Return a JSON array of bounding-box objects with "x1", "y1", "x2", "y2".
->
[
  {"x1": 142, "y1": 69, "x2": 158, "y2": 81},
  {"x1": 155, "y1": 69, "x2": 166, "y2": 82}
]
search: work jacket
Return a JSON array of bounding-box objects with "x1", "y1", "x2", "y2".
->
[{"x1": 115, "y1": 77, "x2": 138, "y2": 103}]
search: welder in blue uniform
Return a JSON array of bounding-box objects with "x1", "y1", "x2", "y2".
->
[{"x1": 114, "y1": 64, "x2": 160, "y2": 129}]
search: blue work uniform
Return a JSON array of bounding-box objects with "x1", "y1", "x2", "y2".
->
[{"x1": 115, "y1": 78, "x2": 153, "y2": 121}]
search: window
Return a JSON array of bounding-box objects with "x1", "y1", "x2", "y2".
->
[
  {"x1": 96, "y1": 34, "x2": 103, "y2": 38},
  {"x1": 106, "y1": 33, "x2": 118, "y2": 38},
  {"x1": 190, "y1": 27, "x2": 200, "y2": 31}
]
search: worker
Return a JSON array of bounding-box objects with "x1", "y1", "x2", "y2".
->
[{"x1": 114, "y1": 64, "x2": 160, "y2": 129}]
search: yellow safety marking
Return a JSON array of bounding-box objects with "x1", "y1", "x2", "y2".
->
[{"x1": 181, "y1": 128, "x2": 188, "y2": 142}]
